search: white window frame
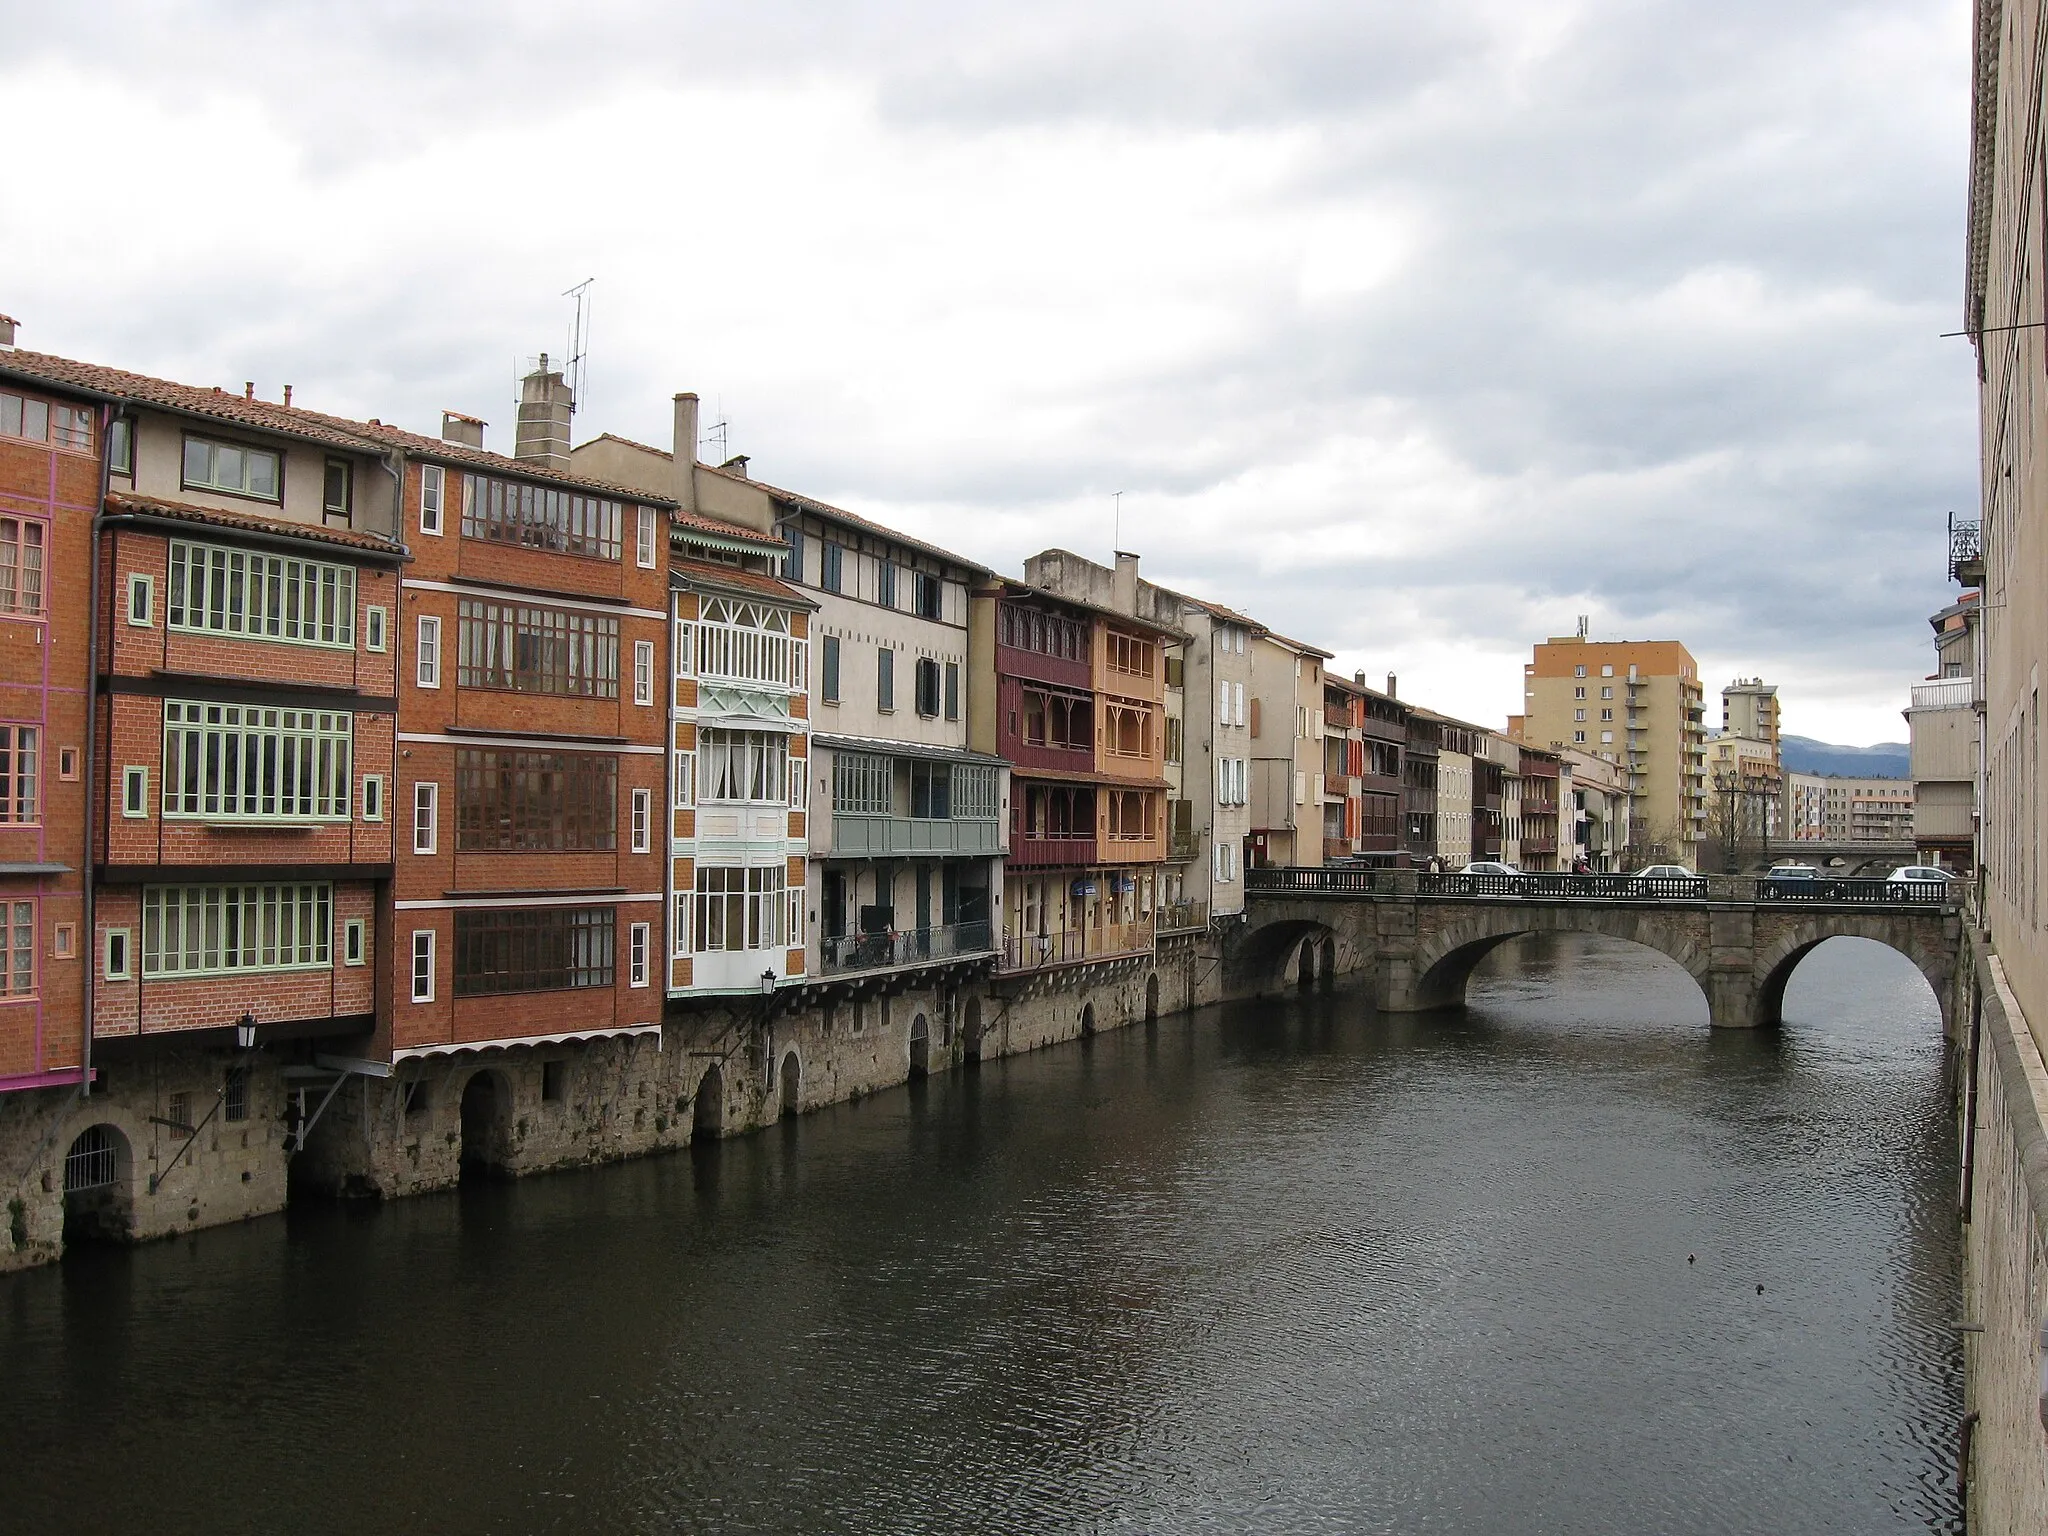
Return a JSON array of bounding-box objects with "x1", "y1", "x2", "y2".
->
[
  {"x1": 127, "y1": 573, "x2": 153, "y2": 627},
  {"x1": 636, "y1": 508, "x2": 658, "y2": 568},
  {"x1": 167, "y1": 541, "x2": 355, "y2": 647},
  {"x1": 123, "y1": 766, "x2": 147, "y2": 818},
  {"x1": 410, "y1": 929, "x2": 436, "y2": 1002},
  {"x1": 1217, "y1": 681, "x2": 1230, "y2": 723},
  {"x1": 344, "y1": 917, "x2": 366, "y2": 966},
  {"x1": 103, "y1": 927, "x2": 131, "y2": 982},
  {"x1": 365, "y1": 605, "x2": 387, "y2": 653},
  {"x1": 362, "y1": 774, "x2": 384, "y2": 821},
  {"x1": 786, "y1": 886, "x2": 804, "y2": 951},
  {"x1": 673, "y1": 618, "x2": 693, "y2": 677},
  {"x1": 162, "y1": 702, "x2": 351, "y2": 822},
  {"x1": 629, "y1": 921, "x2": 650, "y2": 987},
  {"x1": 673, "y1": 750, "x2": 694, "y2": 810},
  {"x1": 416, "y1": 614, "x2": 442, "y2": 688},
  {"x1": 630, "y1": 787, "x2": 651, "y2": 853},
  {"x1": 789, "y1": 755, "x2": 808, "y2": 811},
  {"x1": 420, "y1": 465, "x2": 445, "y2": 536},
  {"x1": 633, "y1": 640, "x2": 655, "y2": 706},
  {"x1": 413, "y1": 781, "x2": 438, "y2": 855},
  {"x1": 672, "y1": 892, "x2": 690, "y2": 957},
  {"x1": 1234, "y1": 682, "x2": 1246, "y2": 726}
]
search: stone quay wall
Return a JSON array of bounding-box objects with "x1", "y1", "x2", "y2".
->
[{"x1": 1958, "y1": 924, "x2": 2048, "y2": 1533}]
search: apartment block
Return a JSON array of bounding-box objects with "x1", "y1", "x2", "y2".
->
[
  {"x1": 1721, "y1": 678, "x2": 1780, "y2": 757},
  {"x1": 1522, "y1": 636, "x2": 1707, "y2": 863},
  {"x1": 1905, "y1": 592, "x2": 1978, "y2": 871},
  {"x1": 1247, "y1": 631, "x2": 1328, "y2": 868}
]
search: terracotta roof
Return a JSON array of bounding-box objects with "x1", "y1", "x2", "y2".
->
[
  {"x1": 669, "y1": 506, "x2": 787, "y2": 550},
  {"x1": 1260, "y1": 629, "x2": 1335, "y2": 660},
  {"x1": 1179, "y1": 595, "x2": 1267, "y2": 631},
  {"x1": 587, "y1": 430, "x2": 670, "y2": 459},
  {"x1": 987, "y1": 577, "x2": 1189, "y2": 641},
  {"x1": 0, "y1": 349, "x2": 386, "y2": 454},
  {"x1": 104, "y1": 491, "x2": 409, "y2": 558},
  {"x1": 670, "y1": 557, "x2": 816, "y2": 609},
  {"x1": 698, "y1": 460, "x2": 992, "y2": 577}
]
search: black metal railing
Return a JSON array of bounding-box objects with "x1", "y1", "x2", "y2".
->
[
  {"x1": 1244, "y1": 866, "x2": 1956, "y2": 908},
  {"x1": 819, "y1": 921, "x2": 995, "y2": 975},
  {"x1": 1949, "y1": 510, "x2": 1983, "y2": 582}
]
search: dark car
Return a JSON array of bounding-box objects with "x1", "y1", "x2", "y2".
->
[{"x1": 1761, "y1": 864, "x2": 1821, "y2": 899}]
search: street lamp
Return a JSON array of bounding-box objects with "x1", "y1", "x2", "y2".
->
[{"x1": 234, "y1": 1011, "x2": 257, "y2": 1050}]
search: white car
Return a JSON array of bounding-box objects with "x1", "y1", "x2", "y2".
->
[
  {"x1": 1886, "y1": 865, "x2": 1954, "y2": 885},
  {"x1": 1631, "y1": 864, "x2": 1696, "y2": 881},
  {"x1": 1458, "y1": 861, "x2": 1521, "y2": 877}
]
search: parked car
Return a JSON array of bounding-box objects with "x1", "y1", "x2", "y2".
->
[
  {"x1": 1761, "y1": 863, "x2": 1821, "y2": 898},
  {"x1": 1459, "y1": 861, "x2": 1521, "y2": 877},
  {"x1": 1885, "y1": 865, "x2": 1954, "y2": 885},
  {"x1": 1629, "y1": 863, "x2": 1707, "y2": 897}
]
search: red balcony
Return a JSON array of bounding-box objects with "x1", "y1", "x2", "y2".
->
[{"x1": 1010, "y1": 833, "x2": 1098, "y2": 867}]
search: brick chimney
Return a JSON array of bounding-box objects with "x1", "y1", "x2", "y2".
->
[
  {"x1": 0, "y1": 315, "x2": 16, "y2": 350},
  {"x1": 514, "y1": 354, "x2": 572, "y2": 471},
  {"x1": 1386, "y1": 672, "x2": 1398, "y2": 698},
  {"x1": 441, "y1": 410, "x2": 486, "y2": 450},
  {"x1": 1113, "y1": 550, "x2": 1139, "y2": 613}
]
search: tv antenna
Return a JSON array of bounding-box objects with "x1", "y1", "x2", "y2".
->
[
  {"x1": 562, "y1": 277, "x2": 595, "y2": 420},
  {"x1": 1113, "y1": 491, "x2": 1125, "y2": 552},
  {"x1": 704, "y1": 398, "x2": 731, "y2": 463}
]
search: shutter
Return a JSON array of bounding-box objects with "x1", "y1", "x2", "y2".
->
[{"x1": 1249, "y1": 697, "x2": 1261, "y2": 737}]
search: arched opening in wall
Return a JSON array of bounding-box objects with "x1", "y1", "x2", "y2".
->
[
  {"x1": 1765, "y1": 934, "x2": 1945, "y2": 1035},
  {"x1": 61, "y1": 1123, "x2": 132, "y2": 1245},
  {"x1": 1318, "y1": 938, "x2": 1336, "y2": 990},
  {"x1": 780, "y1": 1053, "x2": 801, "y2": 1118},
  {"x1": 458, "y1": 1071, "x2": 513, "y2": 1179},
  {"x1": 963, "y1": 997, "x2": 985, "y2": 1062},
  {"x1": 1145, "y1": 972, "x2": 1160, "y2": 1021},
  {"x1": 1453, "y1": 931, "x2": 1711, "y2": 1029},
  {"x1": 1080, "y1": 1001, "x2": 1096, "y2": 1037},
  {"x1": 692, "y1": 1066, "x2": 725, "y2": 1142},
  {"x1": 1235, "y1": 919, "x2": 1338, "y2": 998},
  {"x1": 908, "y1": 1014, "x2": 930, "y2": 1078},
  {"x1": 1297, "y1": 938, "x2": 1318, "y2": 991}
]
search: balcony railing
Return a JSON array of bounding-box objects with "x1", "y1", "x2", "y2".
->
[
  {"x1": 819, "y1": 921, "x2": 997, "y2": 976},
  {"x1": 1168, "y1": 827, "x2": 1201, "y2": 860},
  {"x1": 1002, "y1": 917, "x2": 1155, "y2": 972},
  {"x1": 1910, "y1": 678, "x2": 1975, "y2": 711},
  {"x1": 1950, "y1": 511, "x2": 1983, "y2": 581},
  {"x1": 1010, "y1": 833, "x2": 1098, "y2": 867},
  {"x1": 1324, "y1": 703, "x2": 1354, "y2": 730},
  {"x1": 1157, "y1": 900, "x2": 1209, "y2": 935},
  {"x1": 1243, "y1": 866, "x2": 1958, "y2": 909}
]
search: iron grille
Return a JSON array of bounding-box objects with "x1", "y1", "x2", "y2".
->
[{"x1": 63, "y1": 1125, "x2": 117, "y2": 1192}]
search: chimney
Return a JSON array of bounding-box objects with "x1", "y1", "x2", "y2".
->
[
  {"x1": 1386, "y1": 673, "x2": 1397, "y2": 698},
  {"x1": 1113, "y1": 550, "x2": 1139, "y2": 613},
  {"x1": 514, "y1": 352, "x2": 573, "y2": 471},
  {"x1": 283, "y1": 385, "x2": 294, "y2": 408},
  {"x1": 441, "y1": 410, "x2": 486, "y2": 450},
  {"x1": 672, "y1": 392, "x2": 700, "y2": 512},
  {"x1": 721, "y1": 454, "x2": 750, "y2": 479},
  {"x1": 244, "y1": 382, "x2": 255, "y2": 400},
  {"x1": 0, "y1": 315, "x2": 18, "y2": 349}
]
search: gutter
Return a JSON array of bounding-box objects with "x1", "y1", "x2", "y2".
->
[{"x1": 80, "y1": 405, "x2": 117, "y2": 1099}]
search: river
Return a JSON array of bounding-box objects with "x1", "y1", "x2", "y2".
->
[{"x1": 0, "y1": 933, "x2": 1961, "y2": 1534}]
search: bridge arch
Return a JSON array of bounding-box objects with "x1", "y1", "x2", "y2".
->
[
  {"x1": 1235, "y1": 917, "x2": 1343, "y2": 996},
  {"x1": 1752, "y1": 920, "x2": 1953, "y2": 1031},
  {"x1": 1411, "y1": 912, "x2": 1712, "y2": 1016}
]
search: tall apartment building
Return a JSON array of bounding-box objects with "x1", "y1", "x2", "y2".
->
[
  {"x1": 972, "y1": 579, "x2": 1174, "y2": 978},
  {"x1": 1517, "y1": 744, "x2": 1563, "y2": 870},
  {"x1": 1022, "y1": 550, "x2": 1259, "y2": 927},
  {"x1": 1906, "y1": 592, "x2": 1978, "y2": 871},
  {"x1": 1721, "y1": 678, "x2": 1780, "y2": 757},
  {"x1": 1522, "y1": 636, "x2": 1707, "y2": 863},
  {"x1": 1314, "y1": 676, "x2": 1406, "y2": 864},
  {"x1": 1247, "y1": 631, "x2": 1328, "y2": 868},
  {"x1": 1779, "y1": 772, "x2": 1911, "y2": 844}
]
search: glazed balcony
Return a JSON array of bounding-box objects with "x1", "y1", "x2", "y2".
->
[{"x1": 831, "y1": 814, "x2": 1003, "y2": 858}]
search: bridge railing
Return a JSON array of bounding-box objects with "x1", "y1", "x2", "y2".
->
[{"x1": 1244, "y1": 866, "x2": 1958, "y2": 909}]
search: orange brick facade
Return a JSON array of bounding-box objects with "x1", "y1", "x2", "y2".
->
[{"x1": 389, "y1": 452, "x2": 671, "y2": 1055}]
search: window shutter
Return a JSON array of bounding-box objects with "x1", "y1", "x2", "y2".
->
[
  {"x1": 1218, "y1": 681, "x2": 1229, "y2": 721},
  {"x1": 1249, "y1": 697, "x2": 1261, "y2": 737}
]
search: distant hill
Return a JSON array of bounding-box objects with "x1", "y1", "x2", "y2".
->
[{"x1": 1778, "y1": 735, "x2": 1910, "y2": 779}]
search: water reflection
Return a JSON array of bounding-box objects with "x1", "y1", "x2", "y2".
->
[{"x1": 0, "y1": 934, "x2": 1958, "y2": 1534}]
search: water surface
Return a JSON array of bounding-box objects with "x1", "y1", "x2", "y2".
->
[{"x1": 0, "y1": 933, "x2": 1960, "y2": 1534}]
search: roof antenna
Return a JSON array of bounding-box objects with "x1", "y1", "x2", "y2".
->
[
  {"x1": 1113, "y1": 490, "x2": 1125, "y2": 552},
  {"x1": 562, "y1": 278, "x2": 595, "y2": 430},
  {"x1": 704, "y1": 398, "x2": 730, "y2": 463}
]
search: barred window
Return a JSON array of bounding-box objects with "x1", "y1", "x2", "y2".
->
[
  {"x1": 954, "y1": 763, "x2": 999, "y2": 819},
  {"x1": 163, "y1": 702, "x2": 351, "y2": 821},
  {"x1": 141, "y1": 884, "x2": 331, "y2": 977},
  {"x1": 457, "y1": 599, "x2": 619, "y2": 698},
  {"x1": 460, "y1": 473, "x2": 623, "y2": 561},
  {"x1": 695, "y1": 598, "x2": 794, "y2": 688},
  {"x1": 0, "y1": 519, "x2": 46, "y2": 615},
  {"x1": 698, "y1": 729, "x2": 787, "y2": 803},
  {"x1": 167, "y1": 542, "x2": 356, "y2": 647},
  {"x1": 0, "y1": 726, "x2": 37, "y2": 823},
  {"x1": 453, "y1": 906, "x2": 614, "y2": 996},
  {"x1": 833, "y1": 752, "x2": 892, "y2": 815},
  {"x1": 455, "y1": 749, "x2": 616, "y2": 852},
  {"x1": 692, "y1": 866, "x2": 784, "y2": 953}
]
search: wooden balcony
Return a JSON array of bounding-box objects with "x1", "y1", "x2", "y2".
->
[{"x1": 1010, "y1": 832, "x2": 1098, "y2": 867}]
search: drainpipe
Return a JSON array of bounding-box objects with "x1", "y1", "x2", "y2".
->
[{"x1": 80, "y1": 406, "x2": 117, "y2": 1099}]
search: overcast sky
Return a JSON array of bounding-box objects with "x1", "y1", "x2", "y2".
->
[{"x1": 1, "y1": 0, "x2": 1975, "y2": 744}]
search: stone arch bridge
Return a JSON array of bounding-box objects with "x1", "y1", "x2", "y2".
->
[{"x1": 1230, "y1": 870, "x2": 1963, "y2": 1031}]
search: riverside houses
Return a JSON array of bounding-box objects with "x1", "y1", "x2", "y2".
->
[
  {"x1": 972, "y1": 579, "x2": 1176, "y2": 980},
  {"x1": 0, "y1": 340, "x2": 404, "y2": 1254}
]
